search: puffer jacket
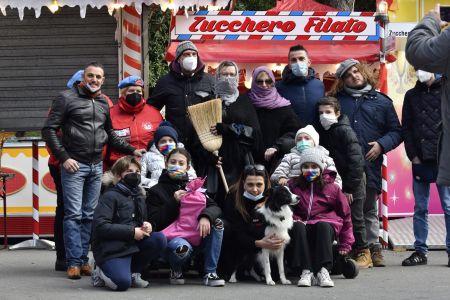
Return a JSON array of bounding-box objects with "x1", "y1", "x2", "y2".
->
[
  {"x1": 337, "y1": 88, "x2": 402, "y2": 192},
  {"x1": 402, "y1": 79, "x2": 442, "y2": 162},
  {"x1": 91, "y1": 172, "x2": 148, "y2": 266},
  {"x1": 288, "y1": 170, "x2": 354, "y2": 252},
  {"x1": 276, "y1": 66, "x2": 325, "y2": 125},
  {"x1": 140, "y1": 143, "x2": 197, "y2": 189},
  {"x1": 42, "y1": 85, "x2": 135, "y2": 164},
  {"x1": 271, "y1": 146, "x2": 342, "y2": 188}
]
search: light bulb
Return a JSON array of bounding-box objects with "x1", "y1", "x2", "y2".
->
[
  {"x1": 48, "y1": 0, "x2": 59, "y2": 13},
  {"x1": 377, "y1": 0, "x2": 388, "y2": 15}
]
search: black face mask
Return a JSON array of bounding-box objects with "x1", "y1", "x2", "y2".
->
[
  {"x1": 125, "y1": 93, "x2": 142, "y2": 106},
  {"x1": 123, "y1": 172, "x2": 141, "y2": 188}
]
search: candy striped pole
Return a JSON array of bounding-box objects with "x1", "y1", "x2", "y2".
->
[
  {"x1": 381, "y1": 154, "x2": 389, "y2": 248},
  {"x1": 32, "y1": 141, "x2": 40, "y2": 242},
  {"x1": 121, "y1": 5, "x2": 142, "y2": 78}
]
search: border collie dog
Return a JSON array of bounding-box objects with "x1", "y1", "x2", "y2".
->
[{"x1": 256, "y1": 185, "x2": 299, "y2": 285}]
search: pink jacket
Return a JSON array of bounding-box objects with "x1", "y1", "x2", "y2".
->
[
  {"x1": 162, "y1": 177, "x2": 206, "y2": 246},
  {"x1": 288, "y1": 170, "x2": 354, "y2": 252}
]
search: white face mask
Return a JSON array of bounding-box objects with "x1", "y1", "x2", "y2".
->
[
  {"x1": 85, "y1": 83, "x2": 101, "y2": 94},
  {"x1": 182, "y1": 56, "x2": 197, "y2": 72},
  {"x1": 416, "y1": 70, "x2": 433, "y2": 83},
  {"x1": 243, "y1": 191, "x2": 264, "y2": 202},
  {"x1": 319, "y1": 113, "x2": 338, "y2": 130},
  {"x1": 291, "y1": 62, "x2": 308, "y2": 77}
]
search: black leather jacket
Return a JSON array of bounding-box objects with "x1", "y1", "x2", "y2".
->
[{"x1": 42, "y1": 86, "x2": 135, "y2": 164}]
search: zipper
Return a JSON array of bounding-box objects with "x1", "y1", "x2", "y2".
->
[{"x1": 306, "y1": 183, "x2": 314, "y2": 223}]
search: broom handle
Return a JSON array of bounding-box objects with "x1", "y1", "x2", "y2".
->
[{"x1": 213, "y1": 150, "x2": 229, "y2": 193}]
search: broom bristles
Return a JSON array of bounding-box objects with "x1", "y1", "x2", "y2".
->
[{"x1": 188, "y1": 98, "x2": 223, "y2": 153}]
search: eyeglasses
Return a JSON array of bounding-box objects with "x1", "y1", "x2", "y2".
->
[
  {"x1": 244, "y1": 164, "x2": 266, "y2": 173},
  {"x1": 256, "y1": 79, "x2": 274, "y2": 85}
]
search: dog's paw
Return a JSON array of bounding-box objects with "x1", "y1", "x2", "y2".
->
[
  {"x1": 228, "y1": 273, "x2": 237, "y2": 283},
  {"x1": 266, "y1": 279, "x2": 276, "y2": 286},
  {"x1": 281, "y1": 279, "x2": 292, "y2": 285}
]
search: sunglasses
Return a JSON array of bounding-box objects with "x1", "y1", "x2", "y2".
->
[
  {"x1": 256, "y1": 79, "x2": 274, "y2": 85},
  {"x1": 244, "y1": 164, "x2": 266, "y2": 173}
]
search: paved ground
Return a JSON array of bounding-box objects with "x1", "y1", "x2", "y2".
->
[{"x1": 0, "y1": 249, "x2": 449, "y2": 300}]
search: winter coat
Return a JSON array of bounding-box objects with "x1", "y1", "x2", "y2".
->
[
  {"x1": 271, "y1": 146, "x2": 342, "y2": 188},
  {"x1": 106, "y1": 101, "x2": 163, "y2": 167},
  {"x1": 42, "y1": 85, "x2": 135, "y2": 164},
  {"x1": 288, "y1": 170, "x2": 354, "y2": 252},
  {"x1": 402, "y1": 79, "x2": 442, "y2": 162},
  {"x1": 406, "y1": 14, "x2": 450, "y2": 185},
  {"x1": 146, "y1": 171, "x2": 222, "y2": 232},
  {"x1": 317, "y1": 114, "x2": 365, "y2": 194},
  {"x1": 276, "y1": 66, "x2": 325, "y2": 126},
  {"x1": 140, "y1": 143, "x2": 197, "y2": 189},
  {"x1": 337, "y1": 89, "x2": 402, "y2": 192},
  {"x1": 91, "y1": 173, "x2": 148, "y2": 266}
]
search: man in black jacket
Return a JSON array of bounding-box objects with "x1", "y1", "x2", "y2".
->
[
  {"x1": 401, "y1": 70, "x2": 450, "y2": 267},
  {"x1": 42, "y1": 62, "x2": 143, "y2": 279}
]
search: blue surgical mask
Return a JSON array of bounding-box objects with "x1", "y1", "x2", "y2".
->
[
  {"x1": 291, "y1": 62, "x2": 308, "y2": 77},
  {"x1": 296, "y1": 140, "x2": 312, "y2": 153},
  {"x1": 243, "y1": 191, "x2": 264, "y2": 202}
]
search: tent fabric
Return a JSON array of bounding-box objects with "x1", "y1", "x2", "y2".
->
[
  {"x1": 166, "y1": 40, "x2": 380, "y2": 64},
  {"x1": 269, "y1": 0, "x2": 338, "y2": 12}
]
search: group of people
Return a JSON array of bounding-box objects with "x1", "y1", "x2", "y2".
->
[{"x1": 40, "y1": 6, "x2": 450, "y2": 292}]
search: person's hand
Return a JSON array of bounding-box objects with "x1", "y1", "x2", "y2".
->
[
  {"x1": 338, "y1": 250, "x2": 348, "y2": 256},
  {"x1": 133, "y1": 149, "x2": 146, "y2": 157},
  {"x1": 344, "y1": 193, "x2": 354, "y2": 205},
  {"x1": 429, "y1": 4, "x2": 448, "y2": 28},
  {"x1": 210, "y1": 125, "x2": 218, "y2": 136},
  {"x1": 366, "y1": 142, "x2": 383, "y2": 162},
  {"x1": 264, "y1": 148, "x2": 278, "y2": 161},
  {"x1": 256, "y1": 234, "x2": 284, "y2": 250},
  {"x1": 134, "y1": 227, "x2": 149, "y2": 240},
  {"x1": 198, "y1": 217, "x2": 211, "y2": 238},
  {"x1": 141, "y1": 221, "x2": 152, "y2": 234},
  {"x1": 412, "y1": 156, "x2": 422, "y2": 164},
  {"x1": 63, "y1": 158, "x2": 79, "y2": 173},
  {"x1": 278, "y1": 178, "x2": 289, "y2": 186},
  {"x1": 174, "y1": 190, "x2": 187, "y2": 202}
]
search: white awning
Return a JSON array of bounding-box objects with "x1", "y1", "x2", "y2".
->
[{"x1": 0, "y1": 0, "x2": 230, "y2": 19}]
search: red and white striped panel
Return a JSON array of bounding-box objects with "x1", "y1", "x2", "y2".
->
[
  {"x1": 32, "y1": 141, "x2": 40, "y2": 240},
  {"x1": 122, "y1": 6, "x2": 142, "y2": 78},
  {"x1": 381, "y1": 154, "x2": 389, "y2": 248}
]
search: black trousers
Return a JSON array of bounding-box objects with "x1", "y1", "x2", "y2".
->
[
  {"x1": 286, "y1": 222, "x2": 335, "y2": 274},
  {"x1": 350, "y1": 175, "x2": 368, "y2": 250},
  {"x1": 49, "y1": 164, "x2": 65, "y2": 260}
]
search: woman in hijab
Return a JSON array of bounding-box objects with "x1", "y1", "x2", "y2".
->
[
  {"x1": 210, "y1": 61, "x2": 263, "y2": 208},
  {"x1": 248, "y1": 66, "x2": 301, "y2": 173}
]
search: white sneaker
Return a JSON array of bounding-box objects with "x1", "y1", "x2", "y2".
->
[
  {"x1": 297, "y1": 269, "x2": 313, "y2": 287},
  {"x1": 316, "y1": 267, "x2": 334, "y2": 287},
  {"x1": 91, "y1": 264, "x2": 105, "y2": 287},
  {"x1": 170, "y1": 269, "x2": 185, "y2": 285},
  {"x1": 131, "y1": 273, "x2": 149, "y2": 288},
  {"x1": 203, "y1": 273, "x2": 225, "y2": 287}
]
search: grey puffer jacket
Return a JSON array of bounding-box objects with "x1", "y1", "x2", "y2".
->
[
  {"x1": 406, "y1": 14, "x2": 450, "y2": 185},
  {"x1": 270, "y1": 146, "x2": 342, "y2": 188}
]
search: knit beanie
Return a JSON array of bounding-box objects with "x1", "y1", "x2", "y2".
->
[
  {"x1": 298, "y1": 147, "x2": 325, "y2": 171},
  {"x1": 153, "y1": 121, "x2": 179, "y2": 146},
  {"x1": 295, "y1": 125, "x2": 320, "y2": 146},
  {"x1": 336, "y1": 58, "x2": 360, "y2": 78},
  {"x1": 175, "y1": 41, "x2": 198, "y2": 60}
]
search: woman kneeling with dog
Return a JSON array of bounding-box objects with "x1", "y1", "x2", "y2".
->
[{"x1": 288, "y1": 147, "x2": 354, "y2": 288}]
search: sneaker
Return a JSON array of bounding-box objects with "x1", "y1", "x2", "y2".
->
[
  {"x1": 131, "y1": 273, "x2": 149, "y2": 288},
  {"x1": 67, "y1": 266, "x2": 81, "y2": 280},
  {"x1": 371, "y1": 249, "x2": 386, "y2": 267},
  {"x1": 203, "y1": 273, "x2": 225, "y2": 287},
  {"x1": 55, "y1": 258, "x2": 67, "y2": 272},
  {"x1": 402, "y1": 251, "x2": 427, "y2": 266},
  {"x1": 170, "y1": 270, "x2": 185, "y2": 285},
  {"x1": 91, "y1": 264, "x2": 105, "y2": 287},
  {"x1": 316, "y1": 267, "x2": 334, "y2": 288},
  {"x1": 80, "y1": 263, "x2": 92, "y2": 276},
  {"x1": 354, "y1": 249, "x2": 373, "y2": 269},
  {"x1": 297, "y1": 269, "x2": 313, "y2": 287}
]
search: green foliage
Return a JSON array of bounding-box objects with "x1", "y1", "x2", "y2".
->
[{"x1": 235, "y1": 0, "x2": 276, "y2": 11}]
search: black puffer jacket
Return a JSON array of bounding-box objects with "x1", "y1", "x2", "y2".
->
[
  {"x1": 92, "y1": 176, "x2": 147, "y2": 266},
  {"x1": 402, "y1": 79, "x2": 442, "y2": 162},
  {"x1": 42, "y1": 86, "x2": 135, "y2": 164},
  {"x1": 317, "y1": 114, "x2": 365, "y2": 194}
]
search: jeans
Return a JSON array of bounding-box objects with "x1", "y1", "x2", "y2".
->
[
  {"x1": 165, "y1": 218, "x2": 224, "y2": 274},
  {"x1": 365, "y1": 187, "x2": 381, "y2": 251},
  {"x1": 100, "y1": 233, "x2": 167, "y2": 291},
  {"x1": 61, "y1": 161, "x2": 102, "y2": 267},
  {"x1": 413, "y1": 179, "x2": 450, "y2": 254},
  {"x1": 49, "y1": 164, "x2": 65, "y2": 260},
  {"x1": 351, "y1": 175, "x2": 368, "y2": 250}
]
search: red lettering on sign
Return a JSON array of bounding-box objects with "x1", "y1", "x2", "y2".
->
[
  {"x1": 188, "y1": 16, "x2": 297, "y2": 33},
  {"x1": 304, "y1": 16, "x2": 367, "y2": 34}
]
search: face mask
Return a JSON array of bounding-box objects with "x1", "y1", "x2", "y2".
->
[
  {"x1": 302, "y1": 168, "x2": 321, "y2": 182},
  {"x1": 320, "y1": 113, "x2": 338, "y2": 130},
  {"x1": 296, "y1": 140, "x2": 313, "y2": 153},
  {"x1": 416, "y1": 70, "x2": 433, "y2": 83},
  {"x1": 291, "y1": 62, "x2": 308, "y2": 77},
  {"x1": 85, "y1": 82, "x2": 101, "y2": 94},
  {"x1": 243, "y1": 191, "x2": 264, "y2": 202},
  {"x1": 167, "y1": 164, "x2": 187, "y2": 180},
  {"x1": 182, "y1": 56, "x2": 197, "y2": 72},
  {"x1": 158, "y1": 143, "x2": 176, "y2": 156},
  {"x1": 125, "y1": 93, "x2": 142, "y2": 106},
  {"x1": 123, "y1": 172, "x2": 141, "y2": 188},
  {"x1": 215, "y1": 76, "x2": 238, "y2": 96}
]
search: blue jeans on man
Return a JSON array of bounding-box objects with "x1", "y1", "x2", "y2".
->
[
  {"x1": 61, "y1": 161, "x2": 103, "y2": 267},
  {"x1": 413, "y1": 178, "x2": 450, "y2": 254}
]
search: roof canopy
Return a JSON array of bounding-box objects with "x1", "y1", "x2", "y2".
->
[
  {"x1": 0, "y1": 0, "x2": 230, "y2": 19},
  {"x1": 270, "y1": 0, "x2": 337, "y2": 12}
]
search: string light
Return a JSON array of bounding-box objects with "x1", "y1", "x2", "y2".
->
[{"x1": 48, "y1": 0, "x2": 59, "y2": 14}]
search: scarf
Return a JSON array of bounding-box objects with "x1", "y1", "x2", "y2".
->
[
  {"x1": 215, "y1": 62, "x2": 239, "y2": 106},
  {"x1": 343, "y1": 83, "x2": 373, "y2": 98},
  {"x1": 248, "y1": 66, "x2": 291, "y2": 109},
  {"x1": 118, "y1": 95, "x2": 145, "y2": 114},
  {"x1": 116, "y1": 181, "x2": 144, "y2": 225}
]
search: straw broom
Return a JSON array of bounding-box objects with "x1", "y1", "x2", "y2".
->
[{"x1": 188, "y1": 98, "x2": 229, "y2": 192}]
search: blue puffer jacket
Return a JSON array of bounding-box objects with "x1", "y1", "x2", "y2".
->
[
  {"x1": 276, "y1": 66, "x2": 325, "y2": 126},
  {"x1": 337, "y1": 89, "x2": 402, "y2": 192}
]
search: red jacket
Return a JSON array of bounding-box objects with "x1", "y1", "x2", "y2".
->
[{"x1": 106, "y1": 97, "x2": 163, "y2": 168}]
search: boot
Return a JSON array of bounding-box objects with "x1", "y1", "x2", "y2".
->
[
  {"x1": 354, "y1": 249, "x2": 373, "y2": 269},
  {"x1": 371, "y1": 249, "x2": 386, "y2": 267}
]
